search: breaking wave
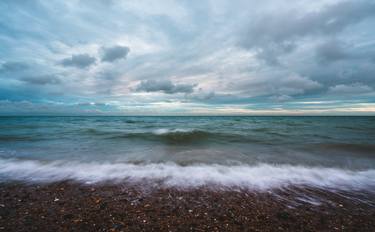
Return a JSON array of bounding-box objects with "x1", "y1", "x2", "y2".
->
[
  {"x1": 108, "y1": 129, "x2": 218, "y2": 144},
  {"x1": 0, "y1": 158, "x2": 374, "y2": 190},
  {"x1": 86, "y1": 128, "x2": 266, "y2": 144}
]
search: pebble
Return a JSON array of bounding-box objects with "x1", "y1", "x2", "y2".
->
[{"x1": 1, "y1": 183, "x2": 374, "y2": 231}]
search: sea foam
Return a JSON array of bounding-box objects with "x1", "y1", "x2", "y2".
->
[{"x1": 0, "y1": 158, "x2": 374, "y2": 190}]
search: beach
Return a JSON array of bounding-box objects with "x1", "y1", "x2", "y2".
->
[
  {"x1": 1, "y1": 116, "x2": 375, "y2": 231},
  {"x1": 1, "y1": 181, "x2": 375, "y2": 231},
  {"x1": 2, "y1": 0, "x2": 375, "y2": 230}
]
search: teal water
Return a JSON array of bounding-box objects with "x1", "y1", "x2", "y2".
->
[{"x1": 0, "y1": 116, "x2": 374, "y2": 189}]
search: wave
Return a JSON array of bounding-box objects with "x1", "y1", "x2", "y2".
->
[
  {"x1": 107, "y1": 128, "x2": 267, "y2": 145},
  {"x1": 73, "y1": 127, "x2": 266, "y2": 145},
  {"x1": 0, "y1": 158, "x2": 374, "y2": 190},
  {"x1": 150, "y1": 128, "x2": 212, "y2": 143},
  {"x1": 108, "y1": 129, "x2": 216, "y2": 144}
]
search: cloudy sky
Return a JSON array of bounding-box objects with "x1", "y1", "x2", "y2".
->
[{"x1": 1, "y1": 0, "x2": 375, "y2": 115}]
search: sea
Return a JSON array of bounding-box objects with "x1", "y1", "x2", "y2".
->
[{"x1": 0, "y1": 116, "x2": 374, "y2": 190}]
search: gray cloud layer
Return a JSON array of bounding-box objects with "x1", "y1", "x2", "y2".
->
[
  {"x1": 136, "y1": 80, "x2": 196, "y2": 94},
  {"x1": 239, "y1": 1, "x2": 375, "y2": 64},
  {"x1": 1, "y1": 0, "x2": 375, "y2": 115}
]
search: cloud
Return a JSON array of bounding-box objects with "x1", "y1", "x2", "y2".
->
[
  {"x1": 315, "y1": 39, "x2": 375, "y2": 65},
  {"x1": 278, "y1": 74, "x2": 322, "y2": 95},
  {"x1": 136, "y1": 80, "x2": 196, "y2": 94},
  {"x1": 270, "y1": 95, "x2": 293, "y2": 102},
  {"x1": 190, "y1": 89, "x2": 216, "y2": 100},
  {"x1": 0, "y1": 61, "x2": 29, "y2": 73},
  {"x1": 76, "y1": 102, "x2": 109, "y2": 107},
  {"x1": 101, "y1": 45, "x2": 130, "y2": 62},
  {"x1": 19, "y1": 75, "x2": 61, "y2": 85},
  {"x1": 316, "y1": 40, "x2": 350, "y2": 63},
  {"x1": 0, "y1": 100, "x2": 119, "y2": 115},
  {"x1": 235, "y1": 73, "x2": 322, "y2": 98},
  {"x1": 0, "y1": 61, "x2": 60, "y2": 85},
  {"x1": 239, "y1": 1, "x2": 375, "y2": 64},
  {"x1": 1, "y1": 1, "x2": 375, "y2": 115},
  {"x1": 60, "y1": 54, "x2": 96, "y2": 68},
  {"x1": 328, "y1": 83, "x2": 373, "y2": 95}
]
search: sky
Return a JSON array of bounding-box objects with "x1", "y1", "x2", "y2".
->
[{"x1": 0, "y1": 0, "x2": 375, "y2": 115}]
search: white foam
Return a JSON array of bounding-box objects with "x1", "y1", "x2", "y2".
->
[
  {"x1": 152, "y1": 128, "x2": 195, "y2": 135},
  {"x1": 0, "y1": 158, "x2": 374, "y2": 190}
]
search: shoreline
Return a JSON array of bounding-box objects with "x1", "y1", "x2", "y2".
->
[{"x1": 1, "y1": 181, "x2": 374, "y2": 231}]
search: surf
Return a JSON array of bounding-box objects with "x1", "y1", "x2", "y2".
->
[{"x1": 1, "y1": 158, "x2": 374, "y2": 191}]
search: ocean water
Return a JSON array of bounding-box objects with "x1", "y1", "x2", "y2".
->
[{"x1": 0, "y1": 116, "x2": 375, "y2": 190}]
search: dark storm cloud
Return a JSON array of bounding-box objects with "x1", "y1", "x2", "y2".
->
[
  {"x1": 136, "y1": 80, "x2": 196, "y2": 94},
  {"x1": 101, "y1": 45, "x2": 130, "y2": 62},
  {"x1": 239, "y1": 1, "x2": 375, "y2": 64},
  {"x1": 60, "y1": 54, "x2": 96, "y2": 68}
]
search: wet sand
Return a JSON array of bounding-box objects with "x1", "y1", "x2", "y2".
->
[{"x1": 1, "y1": 181, "x2": 375, "y2": 231}]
